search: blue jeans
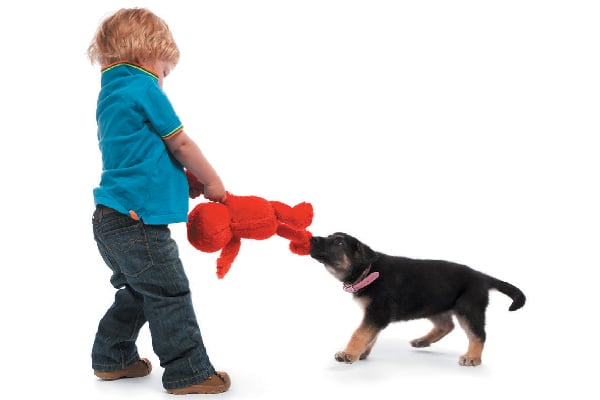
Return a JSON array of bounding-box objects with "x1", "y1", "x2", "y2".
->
[{"x1": 91, "y1": 205, "x2": 216, "y2": 390}]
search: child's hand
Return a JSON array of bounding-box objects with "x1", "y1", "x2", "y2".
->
[{"x1": 203, "y1": 181, "x2": 227, "y2": 203}]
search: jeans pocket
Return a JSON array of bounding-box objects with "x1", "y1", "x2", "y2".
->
[{"x1": 98, "y1": 217, "x2": 154, "y2": 278}]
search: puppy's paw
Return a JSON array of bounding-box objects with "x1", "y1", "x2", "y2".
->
[
  {"x1": 410, "y1": 338, "x2": 431, "y2": 348},
  {"x1": 458, "y1": 355, "x2": 481, "y2": 366},
  {"x1": 335, "y1": 351, "x2": 357, "y2": 364}
]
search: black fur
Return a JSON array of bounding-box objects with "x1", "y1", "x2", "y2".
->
[{"x1": 309, "y1": 232, "x2": 526, "y2": 366}]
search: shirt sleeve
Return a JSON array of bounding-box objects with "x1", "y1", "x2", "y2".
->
[{"x1": 140, "y1": 82, "x2": 183, "y2": 139}]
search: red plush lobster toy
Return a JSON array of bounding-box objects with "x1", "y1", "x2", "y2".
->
[{"x1": 186, "y1": 171, "x2": 313, "y2": 279}]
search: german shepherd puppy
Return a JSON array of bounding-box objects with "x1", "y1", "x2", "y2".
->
[{"x1": 309, "y1": 232, "x2": 526, "y2": 366}]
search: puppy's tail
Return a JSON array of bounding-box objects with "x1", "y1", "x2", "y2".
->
[{"x1": 489, "y1": 278, "x2": 526, "y2": 311}]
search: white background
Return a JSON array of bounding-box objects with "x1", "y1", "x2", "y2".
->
[{"x1": 1, "y1": 1, "x2": 598, "y2": 398}]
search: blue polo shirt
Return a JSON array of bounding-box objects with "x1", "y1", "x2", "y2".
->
[{"x1": 93, "y1": 62, "x2": 189, "y2": 224}]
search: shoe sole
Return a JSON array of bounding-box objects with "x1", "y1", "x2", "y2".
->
[
  {"x1": 167, "y1": 372, "x2": 231, "y2": 395},
  {"x1": 94, "y1": 358, "x2": 152, "y2": 380}
]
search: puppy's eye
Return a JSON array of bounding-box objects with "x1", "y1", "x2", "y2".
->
[{"x1": 334, "y1": 238, "x2": 343, "y2": 246}]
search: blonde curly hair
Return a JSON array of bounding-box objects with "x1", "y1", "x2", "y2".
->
[{"x1": 88, "y1": 8, "x2": 180, "y2": 67}]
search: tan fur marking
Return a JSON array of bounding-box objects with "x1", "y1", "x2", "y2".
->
[
  {"x1": 354, "y1": 296, "x2": 372, "y2": 311},
  {"x1": 337, "y1": 322, "x2": 380, "y2": 363},
  {"x1": 360, "y1": 335, "x2": 378, "y2": 360},
  {"x1": 456, "y1": 315, "x2": 484, "y2": 366},
  {"x1": 464, "y1": 338, "x2": 484, "y2": 360},
  {"x1": 411, "y1": 313, "x2": 455, "y2": 347},
  {"x1": 325, "y1": 253, "x2": 352, "y2": 281},
  {"x1": 340, "y1": 254, "x2": 351, "y2": 269}
]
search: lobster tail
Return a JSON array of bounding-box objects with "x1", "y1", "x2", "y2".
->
[{"x1": 272, "y1": 201, "x2": 313, "y2": 256}]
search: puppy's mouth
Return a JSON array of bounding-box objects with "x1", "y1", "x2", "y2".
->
[
  {"x1": 309, "y1": 253, "x2": 351, "y2": 282},
  {"x1": 309, "y1": 236, "x2": 352, "y2": 281},
  {"x1": 309, "y1": 249, "x2": 339, "y2": 268},
  {"x1": 309, "y1": 236, "x2": 336, "y2": 261},
  {"x1": 309, "y1": 240, "x2": 327, "y2": 262}
]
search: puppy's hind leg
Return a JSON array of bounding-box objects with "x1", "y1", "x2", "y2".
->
[
  {"x1": 455, "y1": 291, "x2": 488, "y2": 366},
  {"x1": 410, "y1": 312, "x2": 454, "y2": 348},
  {"x1": 455, "y1": 314, "x2": 485, "y2": 366}
]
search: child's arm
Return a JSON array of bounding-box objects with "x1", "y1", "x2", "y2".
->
[{"x1": 164, "y1": 130, "x2": 227, "y2": 203}]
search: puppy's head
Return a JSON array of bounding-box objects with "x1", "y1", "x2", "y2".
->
[{"x1": 309, "y1": 232, "x2": 377, "y2": 282}]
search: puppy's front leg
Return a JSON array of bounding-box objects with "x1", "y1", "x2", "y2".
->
[{"x1": 335, "y1": 322, "x2": 379, "y2": 363}]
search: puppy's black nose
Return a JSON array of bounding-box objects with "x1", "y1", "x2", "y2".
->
[{"x1": 310, "y1": 236, "x2": 321, "y2": 247}]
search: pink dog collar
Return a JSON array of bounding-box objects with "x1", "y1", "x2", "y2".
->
[{"x1": 343, "y1": 265, "x2": 380, "y2": 293}]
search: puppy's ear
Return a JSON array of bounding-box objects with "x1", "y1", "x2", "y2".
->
[{"x1": 355, "y1": 241, "x2": 377, "y2": 263}]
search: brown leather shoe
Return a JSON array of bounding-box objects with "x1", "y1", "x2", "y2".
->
[
  {"x1": 94, "y1": 358, "x2": 152, "y2": 380},
  {"x1": 167, "y1": 371, "x2": 231, "y2": 395}
]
